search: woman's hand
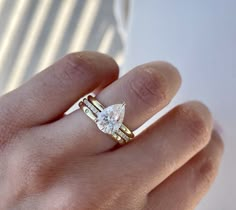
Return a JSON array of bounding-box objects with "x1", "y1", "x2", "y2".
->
[{"x1": 0, "y1": 52, "x2": 223, "y2": 210}]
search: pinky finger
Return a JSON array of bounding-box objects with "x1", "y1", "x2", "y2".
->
[{"x1": 145, "y1": 130, "x2": 224, "y2": 210}]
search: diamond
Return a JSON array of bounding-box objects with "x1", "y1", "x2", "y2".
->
[{"x1": 96, "y1": 103, "x2": 125, "y2": 134}]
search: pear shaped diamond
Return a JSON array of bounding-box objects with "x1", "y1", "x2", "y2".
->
[{"x1": 96, "y1": 103, "x2": 125, "y2": 134}]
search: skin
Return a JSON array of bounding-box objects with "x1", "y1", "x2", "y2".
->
[{"x1": 0, "y1": 52, "x2": 223, "y2": 210}]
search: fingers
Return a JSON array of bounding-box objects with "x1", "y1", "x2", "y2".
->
[
  {"x1": 145, "y1": 131, "x2": 224, "y2": 210},
  {"x1": 111, "y1": 101, "x2": 213, "y2": 192},
  {"x1": 0, "y1": 52, "x2": 118, "y2": 128},
  {"x1": 97, "y1": 61, "x2": 181, "y2": 130},
  {"x1": 47, "y1": 61, "x2": 181, "y2": 154}
]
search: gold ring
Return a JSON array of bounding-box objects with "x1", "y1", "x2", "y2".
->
[{"x1": 79, "y1": 95, "x2": 135, "y2": 145}]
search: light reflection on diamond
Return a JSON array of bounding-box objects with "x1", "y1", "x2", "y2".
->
[{"x1": 96, "y1": 104, "x2": 125, "y2": 134}]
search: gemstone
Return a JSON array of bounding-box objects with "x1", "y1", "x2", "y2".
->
[{"x1": 96, "y1": 103, "x2": 125, "y2": 134}]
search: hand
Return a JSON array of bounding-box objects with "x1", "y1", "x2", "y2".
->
[{"x1": 0, "y1": 52, "x2": 223, "y2": 210}]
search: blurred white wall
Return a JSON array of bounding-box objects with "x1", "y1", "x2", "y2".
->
[{"x1": 124, "y1": 1, "x2": 236, "y2": 209}]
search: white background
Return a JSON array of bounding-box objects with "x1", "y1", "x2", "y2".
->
[{"x1": 124, "y1": 1, "x2": 236, "y2": 209}]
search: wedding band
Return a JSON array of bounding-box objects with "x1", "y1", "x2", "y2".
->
[{"x1": 79, "y1": 95, "x2": 135, "y2": 145}]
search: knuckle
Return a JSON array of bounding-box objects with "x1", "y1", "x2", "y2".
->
[
  {"x1": 64, "y1": 53, "x2": 91, "y2": 80},
  {"x1": 56, "y1": 53, "x2": 95, "y2": 88},
  {"x1": 129, "y1": 67, "x2": 167, "y2": 107},
  {"x1": 8, "y1": 145, "x2": 51, "y2": 194},
  {"x1": 56, "y1": 183, "x2": 118, "y2": 210},
  {"x1": 0, "y1": 97, "x2": 22, "y2": 142},
  {"x1": 65, "y1": 52, "x2": 94, "y2": 71},
  {"x1": 51, "y1": 187, "x2": 82, "y2": 210},
  {"x1": 197, "y1": 158, "x2": 218, "y2": 188},
  {"x1": 174, "y1": 102, "x2": 212, "y2": 147}
]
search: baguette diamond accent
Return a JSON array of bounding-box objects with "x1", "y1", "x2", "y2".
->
[
  {"x1": 116, "y1": 129, "x2": 130, "y2": 142},
  {"x1": 84, "y1": 99, "x2": 99, "y2": 114}
]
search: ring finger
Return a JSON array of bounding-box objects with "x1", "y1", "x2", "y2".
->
[{"x1": 44, "y1": 61, "x2": 181, "y2": 155}]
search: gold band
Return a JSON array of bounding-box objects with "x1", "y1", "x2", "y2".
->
[{"x1": 79, "y1": 95, "x2": 134, "y2": 145}]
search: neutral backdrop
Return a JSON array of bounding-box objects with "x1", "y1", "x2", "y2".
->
[
  {"x1": 0, "y1": 0, "x2": 235, "y2": 209},
  {"x1": 123, "y1": 1, "x2": 236, "y2": 210},
  {"x1": 0, "y1": 0, "x2": 123, "y2": 94}
]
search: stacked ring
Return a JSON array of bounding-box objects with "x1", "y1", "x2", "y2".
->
[{"x1": 79, "y1": 95, "x2": 135, "y2": 145}]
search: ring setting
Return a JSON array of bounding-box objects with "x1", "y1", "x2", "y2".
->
[
  {"x1": 96, "y1": 103, "x2": 125, "y2": 135},
  {"x1": 79, "y1": 95, "x2": 134, "y2": 144}
]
